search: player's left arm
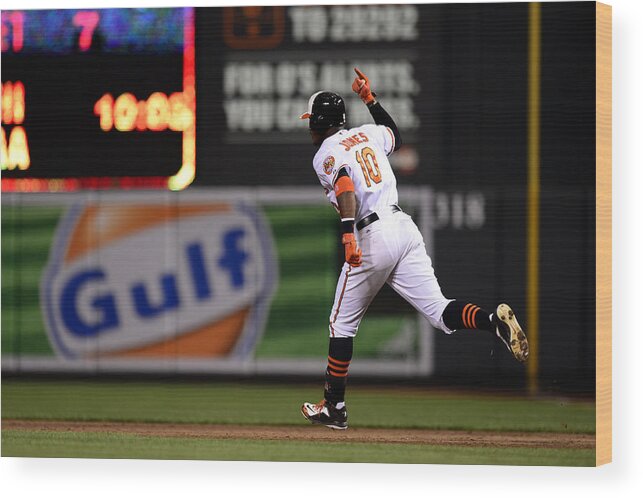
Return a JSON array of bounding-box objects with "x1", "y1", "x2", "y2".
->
[
  {"x1": 334, "y1": 169, "x2": 362, "y2": 267},
  {"x1": 351, "y1": 68, "x2": 402, "y2": 152}
]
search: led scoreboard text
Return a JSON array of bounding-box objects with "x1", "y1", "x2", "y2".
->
[
  {"x1": 1, "y1": 81, "x2": 29, "y2": 170},
  {"x1": 94, "y1": 92, "x2": 193, "y2": 133},
  {"x1": 1, "y1": 9, "x2": 186, "y2": 55},
  {"x1": 0, "y1": 8, "x2": 195, "y2": 191}
]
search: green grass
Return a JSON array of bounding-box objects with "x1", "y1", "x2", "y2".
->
[
  {"x1": 2, "y1": 380, "x2": 596, "y2": 433},
  {"x1": 1, "y1": 430, "x2": 595, "y2": 465}
]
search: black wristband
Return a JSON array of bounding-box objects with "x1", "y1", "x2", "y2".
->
[{"x1": 341, "y1": 218, "x2": 355, "y2": 234}]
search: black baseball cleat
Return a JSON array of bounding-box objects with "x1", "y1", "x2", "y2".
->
[
  {"x1": 493, "y1": 303, "x2": 529, "y2": 363},
  {"x1": 301, "y1": 399, "x2": 348, "y2": 430}
]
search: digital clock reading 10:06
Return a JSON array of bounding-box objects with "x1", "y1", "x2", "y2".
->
[{"x1": 1, "y1": 8, "x2": 195, "y2": 191}]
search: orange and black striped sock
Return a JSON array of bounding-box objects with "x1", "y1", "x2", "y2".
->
[
  {"x1": 442, "y1": 300, "x2": 495, "y2": 333},
  {"x1": 324, "y1": 337, "x2": 353, "y2": 406}
]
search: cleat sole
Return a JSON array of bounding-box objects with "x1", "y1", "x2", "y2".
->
[{"x1": 496, "y1": 303, "x2": 530, "y2": 363}]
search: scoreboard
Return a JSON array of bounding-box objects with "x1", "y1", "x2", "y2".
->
[{"x1": 1, "y1": 8, "x2": 195, "y2": 191}]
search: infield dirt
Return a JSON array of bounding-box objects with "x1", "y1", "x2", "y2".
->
[{"x1": 2, "y1": 419, "x2": 594, "y2": 450}]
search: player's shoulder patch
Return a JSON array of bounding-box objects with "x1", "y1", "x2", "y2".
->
[{"x1": 323, "y1": 155, "x2": 335, "y2": 175}]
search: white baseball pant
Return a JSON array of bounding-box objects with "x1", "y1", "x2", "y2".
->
[{"x1": 328, "y1": 209, "x2": 453, "y2": 338}]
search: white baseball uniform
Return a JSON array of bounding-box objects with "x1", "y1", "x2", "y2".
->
[{"x1": 312, "y1": 124, "x2": 453, "y2": 338}]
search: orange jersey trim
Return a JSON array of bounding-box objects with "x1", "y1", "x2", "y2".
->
[{"x1": 386, "y1": 126, "x2": 396, "y2": 154}]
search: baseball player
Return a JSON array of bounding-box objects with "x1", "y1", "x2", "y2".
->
[{"x1": 300, "y1": 68, "x2": 529, "y2": 430}]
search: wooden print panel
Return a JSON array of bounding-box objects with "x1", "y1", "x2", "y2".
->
[{"x1": 596, "y1": 1, "x2": 612, "y2": 466}]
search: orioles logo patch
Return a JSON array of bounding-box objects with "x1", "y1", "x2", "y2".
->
[{"x1": 323, "y1": 156, "x2": 335, "y2": 175}]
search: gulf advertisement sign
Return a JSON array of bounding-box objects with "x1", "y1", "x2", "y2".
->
[{"x1": 40, "y1": 201, "x2": 277, "y2": 359}]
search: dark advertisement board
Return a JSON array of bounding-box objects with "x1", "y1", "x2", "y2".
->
[{"x1": 196, "y1": 5, "x2": 425, "y2": 186}]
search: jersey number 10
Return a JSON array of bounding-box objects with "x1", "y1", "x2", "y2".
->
[{"x1": 356, "y1": 147, "x2": 382, "y2": 187}]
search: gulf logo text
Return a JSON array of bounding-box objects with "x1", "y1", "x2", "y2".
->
[{"x1": 41, "y1": 203, "x2": 277, "y2": 359}]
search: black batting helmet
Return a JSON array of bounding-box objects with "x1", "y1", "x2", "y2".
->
[{"x1": 300, "y1": 91, "x2": 346, "y2": 130}]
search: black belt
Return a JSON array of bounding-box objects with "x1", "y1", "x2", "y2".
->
[{"x1": 356, "y1": 205, "x2": 402, "y2": 231}]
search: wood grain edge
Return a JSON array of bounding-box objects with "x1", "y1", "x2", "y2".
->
[{"x1": 595, "y1": 1, "x2": 612, "y2": 467}]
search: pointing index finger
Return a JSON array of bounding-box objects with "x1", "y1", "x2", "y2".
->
[{"x1": 354, "y1": 67, "x2": 368, "y2": 81}]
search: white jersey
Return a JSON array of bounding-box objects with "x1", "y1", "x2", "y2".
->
[
  {"x1": 312, "y1": 124, "x2": 398, "y2": 222},
  {"x1": 311, "y1": 122, "x2": 452, "y2": 339}
]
